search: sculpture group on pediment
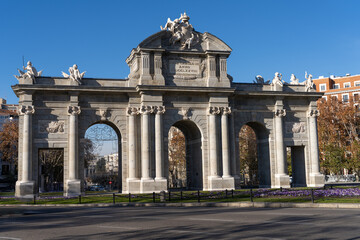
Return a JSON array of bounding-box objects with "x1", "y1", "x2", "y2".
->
[
  {"x1": 14, "y1": 61, "x2": 43, "y2": 83},
  {"x1": 161, "y1": 12, "x2": 200, "y2": 50},
  {"x1": 62, "y1": 64, "x2": 86, "y2": 85}
]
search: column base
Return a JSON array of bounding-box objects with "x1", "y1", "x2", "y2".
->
[
  {"x1": 15, "y1": 181, "x2": 35, "y2": 198},
  {"x1": 65, "y1": 179, "x2": 81, "y2": 197},
  {"x1": 307, "y1": 173, "x2": 325, "y2": 187},
  {"x1": 207, "y1": 176, "x2": 235, "y2": 191},
  {"x1": 126, "y1": 178, "x2": 141, "y2": 194},
  {"x1": 140, "y1": 178, "x2": 167, "y2": 193},
  {"x1": 274, "y1": 174, "x2": 290, "y2": 188}
]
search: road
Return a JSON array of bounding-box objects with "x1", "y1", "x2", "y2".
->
[{"x1": 0, "y1": 206, "x2": 359, "y2": 239}]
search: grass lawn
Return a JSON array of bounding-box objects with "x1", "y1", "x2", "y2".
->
[{"x1": 1, "y1": 188, "x2": 360, "y2": 205}]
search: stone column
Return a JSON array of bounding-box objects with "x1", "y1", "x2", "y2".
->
[
  {"x1": 66, "y1": 105, "x2": 81, "y2": 196},
  {"x1": 155, "y1": 106, "x2": 166, "y2": 180},
  {"x1": 16, "y1": 105, "x2": 35, "y2": 198},
  {"x1": 127, "y1": 107, "x2": 139, "y2": 179},
  {"x1": 20, "y1": 106, "x2": 35, "y2": 182},
  {"x1": 274, "y1": 106, "x2": 290, "y2": 187},
  {"x1": 221, "y1": 107, "x2": 231, "y2": 178},
  {"x1": 308, "y1": 109, "x2": 324, "y2": 187},
  {"x1": 140, "y1": 105, "x2": 153, "y2": 180},
  {"x1": 208, "y1": 107, "x2": 221, "y2": 178}
]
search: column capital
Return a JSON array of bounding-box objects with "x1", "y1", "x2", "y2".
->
[
  {"x1": 221, "y1": 107, "x2": 231, "y2": 115},
  {"x1": 140, "y1": 105, "x2": 155, "y2": 115},
  {"x1": 18, "y1": 105, "x2": 35, "y2": 115},
  {"x1": 155, "y1": 106, "x2": 166, "y2": 115},
  {"x1": 208, "y1": 106, "x2": 221, "y2": 115},
  {"x1": 275, "y1": 109, "x2": 286, "y2": 118},
  {"x1": 67, "y1": 105, "x2": 81, "y2": 116},
  {"x1": 127, "y1": 107, "x2": 140, "y2": 116},
  {"x1": 308, "y1": 109, "x2": 320, "y2": 118}
]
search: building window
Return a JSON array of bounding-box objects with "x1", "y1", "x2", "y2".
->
[
  {"x1": 322, "y1": 96, "x2": 327, "y2": 101},
  {"x1": 355, "y1": 81, "x2": 360, "y2": 87},
  {"x1": 333, "y1": 84, "x2": 340, "y2": 89},
  {"x1": 342, "y1": 94, "x2": 349, "y2": 103},
  {"x1": 319, "y1": 83, "x2": 327, "y2": 91},
  {"x1": 354, "y1": 93, "x2": 359, "y2": 102},
  {"x1": 344, "y1": 82, "x2": 351, "y2": 88}
]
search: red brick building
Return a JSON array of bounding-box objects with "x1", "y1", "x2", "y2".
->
[{"x1": 313, "y1": 74, "x2": 360, "y2": 102}]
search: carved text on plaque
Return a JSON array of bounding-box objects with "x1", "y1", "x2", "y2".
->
[{"x1": 169, "y1": 60, "x2": 200, "y2": 75}]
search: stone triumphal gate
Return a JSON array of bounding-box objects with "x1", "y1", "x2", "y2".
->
[{"x1": 14, "y1": 14, "x2": 324, "y2": 197}]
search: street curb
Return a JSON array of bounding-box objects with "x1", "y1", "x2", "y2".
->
[{"x1": 1, "y1": 201, "x2": 360, "y2": 209}]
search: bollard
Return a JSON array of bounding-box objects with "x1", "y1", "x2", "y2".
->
[
  {"x1": 225, "y1": 189, "x2": 228, "y2": 198},
  {"x1": 323, "y1": 185, "x2": 326, "y2": 190},
  {"x1": 311, "y1": 189, "x2": 315, "y2": 203},
  {"x1": 331, "y1": 185, "x2": 333, "y2": 189},
  {"x1": 129, "y1": 193, "x2": 131, "y2": 202},
  {"x1": 153, "y1": 192, "x2": 155, "y2": 203},
  {"x1": 280, "y1": 187, "x2": 283, "y2": 192},
  {"x1": 197, "y1": 190, "x2": 200, "y2": 203},
  {"x1": 78, "y1": 195, "x2": 81, "y2": 204},
  {"x1": 33, "y1": 195, "x2": 36, "y2": 205},
  {"x1": 231, "y1": 189, "x2": 234, "y2": 198},
  {"x1": 168, "y1": 191, "x2": 171, "y2": 202},
  {"x1": 180, "y1": 191, "x2": 183, "y2": 201},
  {"x1": 250, "y1": 188, "x2": 253, "y2": 202},
  {"x1": 113, "y1": 193, "x2": 115, "y2": 204}
]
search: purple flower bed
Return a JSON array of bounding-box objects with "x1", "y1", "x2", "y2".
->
[{"x1": 253, "y1": 188, "x2": 360, "y2": 198}]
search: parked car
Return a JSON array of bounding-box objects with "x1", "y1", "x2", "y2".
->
[{"x1": 88, "y1": 185, "x2": 105, "y2": 191}]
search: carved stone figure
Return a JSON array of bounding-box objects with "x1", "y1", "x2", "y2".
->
[
  {"x1": 271, "y1": 72, "x2": 284, "y2": 87},
  {"x1": 253, "y1": 75, "x2": 270, "y2": 84},
  {"x1": 62, "y1": 64, "x2": 86, "y2": 85},
  {"x1": 161, "y1": 12, "x2": 199, "y2": 49},
  {"x1": 289, "y1": 74, "x2": 299, "y2": 85},
  {"x1": 99, "y1": 109, "x2": 108, "y2": 121},
  {"x1": 179, "y1": 107, "x2": 190, "y2": 120},
  {"x1": 304, "y1": 71, "x2": 314, "y2": 92},
  {"x1": 15, "y1": 61, "x2": 43, "y2": 83}
]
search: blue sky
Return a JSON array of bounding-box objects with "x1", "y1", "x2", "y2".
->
[{"x1": 1, "y1": 0, "x2": 360, "y2": 105}]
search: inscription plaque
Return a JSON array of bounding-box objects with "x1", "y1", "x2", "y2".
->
[{"x1": 169, "y1": 60, "x2": 200, "y2": 75}]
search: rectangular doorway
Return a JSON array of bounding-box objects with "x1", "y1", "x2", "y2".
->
[{"x1": 288, "y1": 146, "x2": 306, "y2": 187}]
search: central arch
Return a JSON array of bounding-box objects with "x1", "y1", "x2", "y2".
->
[
  {"x1": 81, "y1": 121, "x2": 122, "y2": 192},
  {"x1": 168, "y1": 120, "x2": 203, "y2": 190}
]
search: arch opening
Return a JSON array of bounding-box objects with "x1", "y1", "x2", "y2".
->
[
  {"x1": 83, "y1": 122, "x2": 121, "y2": 192},
  {"x1": 168, "y1": 120, "x2": 203, "y2": 190},
  {"x1": 239, "y1": 122, "x2": 271, "y2": 187}
]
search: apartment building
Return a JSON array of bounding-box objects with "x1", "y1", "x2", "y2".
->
[{"x1": 313, "y1": 74, "x2": 360, "y2": 102}]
